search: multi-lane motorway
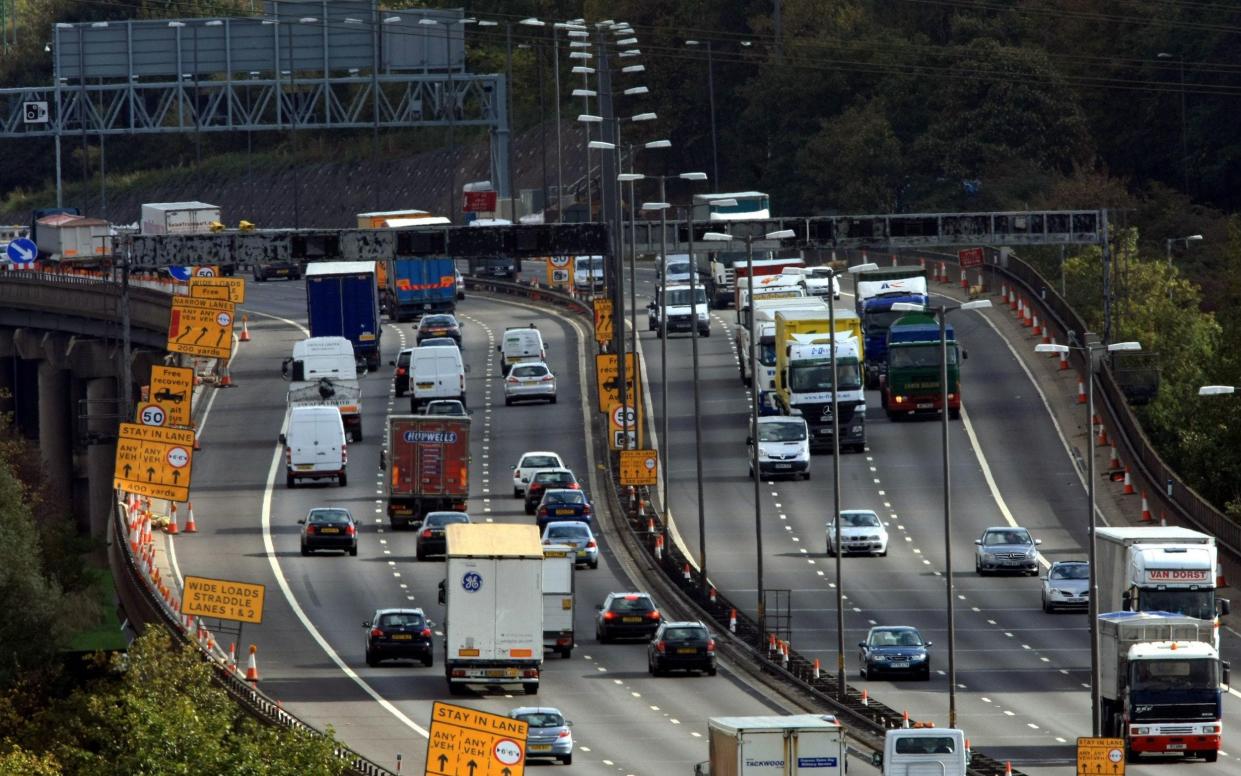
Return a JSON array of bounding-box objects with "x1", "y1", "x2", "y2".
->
[{"x1": 167, "y1": 266, "x2": 1237, "y2": 775}]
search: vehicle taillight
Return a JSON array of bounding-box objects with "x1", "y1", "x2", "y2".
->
[
  {"x1": 706, "y1": 639, "x2": 716, "y2": 653},
  {"x1": 569, "y1": 482, "x2": 581, "y2": 490},
  {"x1": 586, "y1": 540, "x2": 597, "y2": 549},
  {"x1": 655, "y1": 640, "x2": 666, "y2": 654},
  {"x1": 506, "y1": 377, "x2": 519, "y2": 384},
  {"x1": 370, "y1": 627, "x2": 383, "y2": 638},
  {"x1": 305, "y1": 525, "x2": 316, "y2": 535},
  {"x1": 602, "y1": 611, "x2": 616, "y2": 621},
  {"x1": 397, "y1": 367, "x2": 406, "y2": 376},
  {"x1": 537, "y1": 506, "x2": 547, "y2": 517},
  {"x1": 421, "y1": 529, "x2": 432, "y2": 539},
  {"x1": 285, "y1": 448, "x2": 291, "y2": 464},
  {"x1": 583, "y1": 504, "x2": 592, "y2": 514},
  {"x1": 646, "y1": 610, "x2": 662, "y2": 621},
  {"x1": 341, "y1": 442, "x2": 348, "y2": 464},
  {"x1": 460, "y1": 374, "x2": 465, "y2": 391},
  {"x1": 541, "y1": 375, "x2": 555, "y2": 382},
  {"x1": 557, "y1": 729, "x2": 571, "y2": 738},
  {"x1": 346, "y1": 523, "x2": 356, "y2": 537},
  {"x1": 421, "y1": 628, "x2": 433, "y2": 638}
]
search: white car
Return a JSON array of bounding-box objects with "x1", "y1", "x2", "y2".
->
[
  {"x1": 659, "y1": 253, "x2": 695, "y2": 284},
  {"x1": 800, "y1": 267, "x2": 840, "y2": 299},
  {"x1": 826, "y1": 509, "x2": 889, "y2": 556},
  {"x1": 512, "y1": 451, "x2": 565, "y2": 497},
  {"x1": 503, "y1": 360, "x2": 557, "y2": 405}
]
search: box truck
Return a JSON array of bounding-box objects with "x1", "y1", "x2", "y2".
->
[
  {"x1": 542, "y1": 546, "x2": 576, "y2": 659},
  {"x1": 282, "y1": 337, "x2": 363, "y2": 442},
  {"x1": 440, "y1": 524, "x2": 544, "y2": 695},
  {"x1": 386, "y1": 256, "x2": 458, "y2": 320},
  {"x1": 694, "y1": 715, "x2": 845, "y2": 776},
  {"x1": 305, "y1": 261, "x2": 382, "y2": 371},
  {"x1": 141, "y1": 202, "x2": 221, "y2": 235},
  {"x1": 381, "y1": 415, "x2": 469, "y2": 529}
]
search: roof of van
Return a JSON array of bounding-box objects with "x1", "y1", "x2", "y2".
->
[
  {"x1": 446, "y1": 524, "x2": 544, "y2": 558},
  {"x1": 306, "y1": 261, "x2": 377, "y2": 276},
  {"x1": 289, "y1": 405, "x2": 345, "y2": 418}
]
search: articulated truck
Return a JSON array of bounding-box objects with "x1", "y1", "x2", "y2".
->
[
  {"x1": 382, "y1": 415, "x2": 470, "y2": 528},
  {"x1": 1096, "y1": 526, "x2": 1229, "y2": 648},
  {"x1": 853, "y1": 266, "x2": 929, "y2": 388},
  {"x1": 1099, "y1": 611, "x2": 1227, "y2": 762},
  {"x1": 880, "y1": 312, "x2": 962, "y2": 420}
]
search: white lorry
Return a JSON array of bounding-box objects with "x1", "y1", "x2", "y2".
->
[
  {"x1": 872, "y1": 728, "x2": 969, "y2": 776},
  {"x1": 542, "y1": 546, "x2": 576, "y2": 659},
  {"x1": 440, "y1": 523, "x2": 544, "y2": 695},
  {"x1": 282, "y1": 337, "x2": 364, "y2": 442},
  {"x1": 1099, "y1": 611, "x2": 1226, "y2": 762},
  {"x1": 694, "y1": 715, "x2": 846, "y2": 776},
  {"x1": 140, "y1": 201, "x2": 222, "y2": 235},
  {"x1": 1096, "y1": 526, "x2": 1229, "y2": 647},
  {"x1": 737, "y1": 297, "x2": 828, "y2": 393}
]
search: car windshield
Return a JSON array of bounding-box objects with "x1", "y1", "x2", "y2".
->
[
  {"x1": 665, "y1": 288, "x2": 708, "y2": 306},
  {"x1": 419, "y1": 338, "x2": 456, "y2": 348},
  {"x1": 666, "y1": 262, "x2": 691, "y2": 275},
  {"x1": 665, "y1": 626, "x2": 708, "y2": 641},
  {"x1": 522, "y1": 455, "x2": 560, "y2": 469},
  {"x1": 422, "y1": 315, "x2": 456, "y2": 327},
  {"x1": 841, "y1": 512, "x2": 880, "y2": 528},
  {"x1": 515, "y1": 712, "x2": 564, "y2": 728},
  {"x1": 758, "y1": 342, "x2": 777, "y2": 366},
  {"x1": 870, "y1": 629, "x2": 923, "y2": 647},
  {"x1": 398, "y1": 351, "x2": 412, "y2": 365},
  {"x1": 426, "y1": 401, "x2": 465, "y2": 414},
  {"x1": 1051, "y1": 564, "x2": 1089, "y2": 580},
  {"x1": 1131, "y1": 657, "x2": 1220, "y2": 693},
  {"x1": 889, "y1": 343, "x2": 959, "y2": 368},
  {"x1": 895, "y1": 737, "x2": 956, "y2": 755},
  {"x1": 547, "y1": 525, "x2": 589, "y2": 540},
  {"x1": 536, "y1": 472, "x2": 575, "y2": 486},
  {"x1": 512, "y1": 365, "x2": 549, "y2": 378},
  {"x1": 546, "y1": 491, "x2": 585, "y2": 505},
  {"x1": 788, "y1": 362, "x2": 863, "y2": 392},
  {"x1": 610, "y1": 595, "x2": 653, "y2": 613},
  {"x1": 985, "y1": 530, "x2": 1031, "y2": 546},
  {"x1": 424, "y1": 513, "x2": 469, "y2": 527},
  {"x1": 578, "y1": 257, "x2": 603, "y2": 270},
  {"x1": 379, "y1": 612, "x2": 423, "y2": 628},
  {"x1": 757, "y1": 422, "x2": 806, "y2": 442},
  {"x1": 309, "y1": 509, "x2": 351, "y2": 525}
]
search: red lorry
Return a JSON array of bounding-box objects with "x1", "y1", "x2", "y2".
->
[{"x1": 382, "y1": 415, "x2": 470, "y2": 528}]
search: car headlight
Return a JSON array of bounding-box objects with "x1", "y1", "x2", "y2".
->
[
  {"x1": 871, "y1": 654, "x2": 888, "y2": 662},
  {"x1": 697, "y1": 311, "x2": 709, "y2": 321},
  {"x1": 1025, "y1": 549, "x2": 1036, "y2": 558},
  {"x1": 910, "y1": 654, "x2": 927, "y2": 662}
]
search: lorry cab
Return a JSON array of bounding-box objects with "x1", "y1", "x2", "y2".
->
[
  {"x1": 499, "y1": 326, "x2": 546, "y2": 375},
  {"x1": 409, "y1": 345, "x2": 466, "y2": 411},
  {"x1": 281, "y1": 405, "x2": 348, "y2": 488},
  {"x1": 874, "y1": 728, "x2": 969, "y2": 776}
]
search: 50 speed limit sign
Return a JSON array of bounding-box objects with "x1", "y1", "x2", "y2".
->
[{"x1": 137, "y1": 403, "x2": 166, "y2": 427}]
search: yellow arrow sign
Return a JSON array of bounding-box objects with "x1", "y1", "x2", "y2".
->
[
  {"x1": 425, "y1": 702, "x2": 528, "y2": 776},
  {"x1": 113, "y1": 422, "x2": 195, "y2": 502},
  {"x1": 167, "y1": 296, "x2": 236, "y2": 360}
]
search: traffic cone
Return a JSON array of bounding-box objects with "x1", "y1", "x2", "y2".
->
[
  {"x1": 960, "y1": 269, "x2": 968, "y2": 290},
  {"x1": 861, "y1": 689, "x2": 869, "y2": 706},
  {"x1": 1108, "y1": 445, "x2": 1120, "y2": 470},
  {"x1": 781, "y1": 641, "x2": 790, "y2": 668},
  {"x1": 768, "y1": 633, "x2": 777, "y2": 656},
  {"x1": 708, "y1": 586, "x2": 717, "y2": 604},
  {"x1": 938, "y1": 262, "x2": 947, "y2": 283},
  {"x1": 903, "y1": 710, "x2": 910, "y2": 728},
  {"x1": 919, "y1": 257, "x2": 926, "y2": 269},
  {"x1": 654, "y1": 535, "x2": 663, "y2": 560},
  {"x1": 227, "y1": 642, "x2": 238, "y2": 673},
  {"x1": 682, "y1": 563, "x2": 691, "y2": 582},
  {"x1": 1016, "y1": 296, "x2": 1025, "y2": 320},
  {"x1": 1031, "y1": 314, "x2": 1042, "y2": 336},
  {"x1": 891, "y1": 254, "x2": 898, "y2": 267},
  {"x1": 1000, "y1": 281, "x2": 1008, "y2": 300},
  {"x1": 1059, "y1": 349, "x2": 1070, "y2": 371},
  {"x1": 1160, "y1": 511, "x2": 1167, "y2": 527},
  {"x1": 1140, "y1": 491, "x2": 1153, "y2": 522},
  {"x1": 1009, "y1": 288, "x2": 1018, "y2": 310},
  {"x1": 184, "y1": 502, "x2": 198, "y2": 533},
  {"x1": 245, "y1": 645, "x2": 259, "y2": 684},
  {"x1": 813, "y1": 658, "x2": 821, "y2": 679},
  {"x1": 218, "y1": 366, "x2": 233, "y2": 387},
  {"x1": 165, "y1": 504, "x2": 179, "y2": 535},
  {"x1": 1042, "y1": 327, "x2": 1052, "y2": 346},
  {"x1": 1076, "y1": 377, "x2": 1088, "y2": 404},
  {"x1": 1022, "y1": 301, "x2": 1033, "y2": 327},
  {"x1": 1005, "y1": 762, "x2": 1013, "y2": 776},
  {"x1": 729, "y1": 608, "x2": 737, "y2": 633},
  {"x1": 239, "y1": 314, "x2": 251, "y2": 342},
  {"x1": 646, "y1": 515, "x2": 655, "y2": 535},
  {"x1": 193, "y1": 429, "x2": 201, "y2": 451},
  {"x1": 1096, "y1": 424, "x2": 1109, "y2": 447},
  {"x1": 1123, "y1": 467, "x2": 1136, "y2": 495}
]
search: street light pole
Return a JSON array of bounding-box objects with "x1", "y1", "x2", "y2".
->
[{"x1": 688, "y1": 210, "x2": 707, "y2": 581}]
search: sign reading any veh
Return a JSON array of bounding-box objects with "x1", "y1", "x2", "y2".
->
[
  {"x1": 112, "y1": 422, "x2": 195, "y2": 502},
  {"x1": 425, "y1": 701, "x2": 527, "y2": 776},
  {"x1": 1076, "y1": 737, "x2": 1125, "y2": 776},
  {"x1": 182, "y1": 575, "x2": 265, "y2": 624},
  {"x1": 958, "y1": 247, "x2": 985, "y2": 268},
  {"x1": 167, "y1": 295, "x2": 236, "y2": 360},
  {"x1": 619, "y1": 449, "x2": 658, "y2": 486}
]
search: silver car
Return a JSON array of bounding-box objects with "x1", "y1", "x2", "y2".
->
[
  {"x1": 975, "y1": 526, "x2": 1042, "y2": 576},
  {"x1": 1042, "y1": 560, "x2": 1089, "y2": 612},
  {"x1": 503, "y1": 361, "x2": 557, "y2": 405},
  {"x1": 826, "y1": 509, "x2": 889, "y2": 557},
  {"x1": 510, "y1": 706, "x2": 573, "y2": 765},
  {"x1": 542, "y1": 521, "x2": 599, "y2": 569}
]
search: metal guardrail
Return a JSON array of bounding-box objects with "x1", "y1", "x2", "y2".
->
[{"x1": 0, "y1": 269, "x2": 171, "y2": 342}]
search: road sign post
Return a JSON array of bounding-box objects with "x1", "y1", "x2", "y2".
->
[{"x1": 425, "y1": 701, "x2": 527, "y2": 776}]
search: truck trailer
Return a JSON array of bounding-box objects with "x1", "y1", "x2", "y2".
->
[
  {"x1": 382, "y1": 415, "x2": 470, "y2": 528},
  {"x1": 694, "y1": 715, "x2": 845, "y2": 776},
  {"x1": 283, "y1": 336, "x2": 363, "y2": 442},
  {"x1": 385, "y1": 256, "x2": 457, "y2": 320},
  {"x1": 542, "y1": 546, "x2": 576, "y2": 659},
  {"x1": 441, "y1": 524, "x2": 544, "y2": 695},
  {"x1": 852, "y1": 266, "x2": 929, "y2": 388},
  {"x1": 305, "y1": 261, "x2": 383, "y2": 371}
]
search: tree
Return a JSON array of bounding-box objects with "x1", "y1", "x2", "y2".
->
[{"x1": 796, "y1": 100, "x2": 903, "y2": 212}]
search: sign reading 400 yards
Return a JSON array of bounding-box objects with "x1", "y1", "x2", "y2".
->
[
  {"x1": 113, "y1": 423, "x2": 195, "y2": 502},
  {"x1": 426, "y1": 701, "x2": 527, "y2": 776},
  {"x1": 167, "y1": 296, "x2": 236, "y2": 360}
]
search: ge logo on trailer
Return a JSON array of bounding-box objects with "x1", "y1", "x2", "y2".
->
[{"x1": 461, "y1": 571, "x2": 483, "y2": 593}]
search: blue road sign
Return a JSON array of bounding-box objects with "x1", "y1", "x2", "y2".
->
[
  {"x1": 6, "y1": 238, "x2": 37, "y2": 265},
  {"x1": 167, "y1": 266, "x2": 192, "y2": 282}
]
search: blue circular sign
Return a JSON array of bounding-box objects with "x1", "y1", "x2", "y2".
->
[{"x1": 461, "y1": 571, "x2": 483, "y2": 593}]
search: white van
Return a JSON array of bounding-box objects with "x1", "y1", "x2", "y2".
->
[
  {"x1": 573, "y1": 255, "x2": 605, "y2": 291},
  {"x1": 281, "y1": 405, "x2": 348, "y2": 488},
  {"x1": 747, "y1": 415, "x2": 811, "y2": 480},
  {"x1": 874, "y1": 728, "x2": 969, "y2": 776},
  {"x1": 498, "y1": 326, "x2": 546, "y2": 375},
  {"x1": 410, "y1": 345, "x2": 467, "y2": 410}
]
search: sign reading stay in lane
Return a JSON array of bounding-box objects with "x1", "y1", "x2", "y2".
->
[
  {"x1": 1076, "y1": 737, "x2": 1125, "y2": 775},
  {"x1": 112, "y1": 423, "x2": 195, "y2": 502},
  {"x1": 167, "y1": 296, "x2": 236, "y2": 360},
  {"x1": 426, "y1": 701, "x2": 527, "y2": 776}
]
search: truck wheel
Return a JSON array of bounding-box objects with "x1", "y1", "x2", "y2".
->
[
  {"x1": 447, "y1": 681, "x2": 466, "y2": 696},
  {"x1": 1201, "y1": 751, "x2": 1218, "y2": 763},
  {"x1": 559, "y1": 753, "x2": 572, "y2": 765},
  {"x1": 559, "y1": 646, "x2": 572, "y2": 659},
  {"x1": 300, "y1": 545, "x2": 310, "y2": 556},
  {"x1": 524, "y1": 682, "x2": 539, "y2": 695},
  {"x1": 422, "y1": 653, "x2": 434, "y2": 667},
  {"x1": 339, "y1": 472, "x2": 348, "y2": 487},
  {"x1": 505, "y1": 397, "x2": 513, "y2": 406},
  {"x1": 349, "y1": 546, "x2": 358, "y2": 557},
  {"x1": 365, "y1": 650, "x2": 379, "y2": 667},
  {"x1": 416, "y1": 548, "x2": 426, "y2": 561},
  {"x1": 550, "y1": 395, "x2": 557, "y2": 404},
  {"x1": 513, "y1": 487, "x2": 523, "y2": 498},
  {"x1": 286, "y1": 474, "x2": 296, "y2": 488}
]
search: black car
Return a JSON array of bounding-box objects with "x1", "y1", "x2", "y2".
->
[
  {"x1": 390, "y1": 348, "x2": 414, "y2": 397},
  {"x1": 299, "y1": 507, "x2": 358, "y2": 556},
  {"x1": 364, "y1": 608, "x2": 434, "y2": 667},
  {"x1": 252, "y1": 260, "x2": 302, "y2": 282},
  {"x1": 416, "y1": 511, "x2": 470, "y2": 560},
  {"x1": 416, "y1": 314, "x2": 462, "y2": 346},
  {"x1": 648, "y1": 621, "x2": 717, "y2": 676},
  {"x1": 858, "y1": 626, "x2": 931, "y2": 680},
  {"x1": 524, "y1": 469, "x2": 581, "y2": 515},
  {"x1": 595, "y1": 592, "x2": 662, "y2": 643}
]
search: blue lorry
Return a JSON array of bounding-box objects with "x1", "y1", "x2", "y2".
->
[
  {"x1": 853, "y1": 266, "x2": 929, "y2": 388},
  {"x1": 305, "y1": 261, "x2": 383, "y2": 372},
  {"x1": 386, "y1": 256, "x2": 457, "y2": 321}
]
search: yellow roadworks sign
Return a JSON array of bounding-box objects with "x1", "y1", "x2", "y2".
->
[
  {"x1": 189, "y1": 276, "x2": 245, "y2": 303},
  {"x1": 593, "y1": 298, "x2": 613, "y2": 344},
  {"x1": 426, "y1": 701, "x2": 527, "y2": 776},
  {"x1": 607, "y1": 402, "x2": 642, "y2": 450},
  {"x1": 182, "y1": 576, "x2": 265, "y2": 624},
  {"x1": 1077, "y1": 737, "x2": 1125, "y2": 775},
  {"x1": 167, "y1": 296, "x2": 236, "y2": 359},
  {"x1": 595, "y1": 352, "x2": 639, "y2": 413},
  {"x1": 113, "y1": 422, "x2": 195, "y2": 501},
  {"x1": 620, "y1": 449, "x2": 658, "y2": 486},
  {"x1": 149, "y1": 365, "x2": 193, "y2": 427}
]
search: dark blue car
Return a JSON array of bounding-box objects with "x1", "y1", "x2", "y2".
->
[
  {"x1": 535, "y1": 489, "x2": 593, "y2": 531},
  {"x1": 858, "y1": 626, "x2": 931, "y2": 680}
]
